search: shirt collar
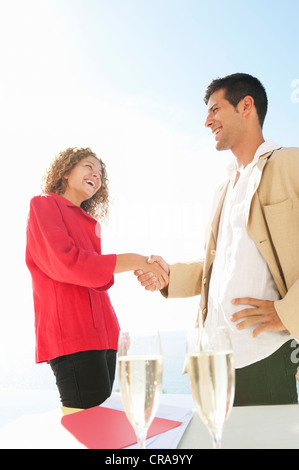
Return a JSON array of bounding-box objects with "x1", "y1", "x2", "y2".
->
[
  {"x1": 226, "y1": 140, "x2": 281, "y2": 181},
  {"x1": 48, "y1": 192, "x2": 98, "y2": 223},
  {"x1": 252, "y1": 140, "x2": 281, "y2": 165}
]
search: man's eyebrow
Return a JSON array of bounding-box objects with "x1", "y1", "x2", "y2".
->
[{"x1": 209, "y1": 103, "x2": 218, "y2": 111}]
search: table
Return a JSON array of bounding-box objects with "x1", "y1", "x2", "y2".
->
[
  {"x1": 0, "y1": 392, "x2": 298, "y2": 449},
  {"x1": 178, "y1": 402, "x2": 299, "y2": 449}
]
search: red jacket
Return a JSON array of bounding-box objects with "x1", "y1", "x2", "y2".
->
[{"x1": 26, "y1": 192, "x2": 119, "y2": 363}]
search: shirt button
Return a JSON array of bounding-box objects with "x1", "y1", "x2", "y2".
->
[{"x1": 210, "y1": 249, "x2": 216, "y2": 256}]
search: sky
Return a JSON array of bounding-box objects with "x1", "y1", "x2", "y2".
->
[{"x1": 0, "y1": 0, "x2": 298, "y2": 375}]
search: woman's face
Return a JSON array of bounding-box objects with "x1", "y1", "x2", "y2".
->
[{"x1": 62, "y1": 156, "x2": 102, "y2": 206}]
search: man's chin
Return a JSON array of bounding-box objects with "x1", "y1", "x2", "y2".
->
[{"x1": 215, "y1": 141, "x2": 229, "y2": 151}]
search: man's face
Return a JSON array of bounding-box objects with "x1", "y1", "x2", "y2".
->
[{"x1": 205, "y1": 88, "x2": 244, "y2": 152}]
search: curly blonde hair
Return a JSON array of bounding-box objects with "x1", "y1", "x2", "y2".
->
[{"x1": 42, "y1": 147, "x2": 110, "y2": 221}]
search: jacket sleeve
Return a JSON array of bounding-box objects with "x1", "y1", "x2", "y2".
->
[
  {"x1": 26, "y1": 196, "x2": 116, "y2": 289},
  {"x1": 161, "y1": 261, "x2": 204, "y2": 298},
  {"x1": 275, "y1": 280, "x2": 299, "y2": 340}
]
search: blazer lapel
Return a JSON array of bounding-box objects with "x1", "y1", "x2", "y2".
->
[
  {"x1": 245, "y1": 151, "x2": 274, "y2": 225},
  {"x1": 203, "y1": 180, "x2": 229, "y2": 276},
  {"x1": 246, "y1": 151, "x2": 287, "y2": 297},
  {"x1": 210, "y1": 180, "x2": 230, "y2": 242},
  {"x1": 247, "y1": 195, "x2": 287, "y2": 297}
]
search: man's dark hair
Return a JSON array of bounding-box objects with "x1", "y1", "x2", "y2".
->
[{"x1": 204, "y1": 73, "x2": 268, "y2": 128}]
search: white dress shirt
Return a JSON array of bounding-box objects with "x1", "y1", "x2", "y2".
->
[{"x1": 205, "y1": 140, "x2": 291, "y2": 368}]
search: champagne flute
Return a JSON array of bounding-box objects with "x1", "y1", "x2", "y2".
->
[
  {"x1": 186, "y1": 326, "x2": 235, "y2": 449},
  {"x1": 117, "y1": 330, "x2": 163, "y2": 449}
]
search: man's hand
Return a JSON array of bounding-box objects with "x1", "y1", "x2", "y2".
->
[
  {"x1": 134, "y1": 255, "x2": 170, "y2": 291},
  {"x1": 230, "y1": 297, "x2": 286, "y2": 338}
]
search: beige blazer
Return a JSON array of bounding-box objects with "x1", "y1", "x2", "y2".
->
[{"x1": 164, "y1": 147, "x2": 299, "y2": 339}]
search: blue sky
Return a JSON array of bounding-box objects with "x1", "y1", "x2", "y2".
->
[
  {"x1": 0, "y1": 0, "x2": 298, "y2": 368},
  {"x1": 2, "y1": 0, "x2": 299, "y2": 138},
  {"x1": 36, "y1": 0, "x2": 299, "y2": 140}
]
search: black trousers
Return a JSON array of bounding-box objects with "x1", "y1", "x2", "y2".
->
[
  {"x1": 234, "y1": 340, "x2": 298, "y2": 406},
  {"x1": 49, "y1": 349, "x2": 117, "y2": 409}
]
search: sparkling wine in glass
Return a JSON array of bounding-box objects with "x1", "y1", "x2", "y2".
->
[
  {"x1": 117, "y1": 330, "x2": 163, "y2": 449},
  {"x1": 186, "y1": 326, "x2": 235, "y2": 449}
]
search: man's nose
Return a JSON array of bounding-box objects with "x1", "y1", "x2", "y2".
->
[{"x1": 204, "y1": 113, "x2": 213, "y2": 128}]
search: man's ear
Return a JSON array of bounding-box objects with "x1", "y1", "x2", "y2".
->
[{"x1": 240, "y1": 95, "x2": 255, "y2": 117}]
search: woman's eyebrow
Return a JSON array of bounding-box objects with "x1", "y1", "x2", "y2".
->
[{"x1": 86, "y1": 160, "x2": 102, "y2": 174}]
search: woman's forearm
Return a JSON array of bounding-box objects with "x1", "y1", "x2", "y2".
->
[{"x1": 114, "y1": 254, "x2": 148, "y2": 274}]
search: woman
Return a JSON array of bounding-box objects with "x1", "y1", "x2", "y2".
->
[{"x1": 26, "y1": 147, "x2": 168, "y2": 409}]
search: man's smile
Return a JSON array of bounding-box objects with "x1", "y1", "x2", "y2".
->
[{"x1": 212, "y1": 126, "x2": 223, "y2": 139}]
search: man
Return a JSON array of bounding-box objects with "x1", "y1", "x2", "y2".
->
[{"x1": 135, "y1": 73, "x2": 299, "y2": 406}]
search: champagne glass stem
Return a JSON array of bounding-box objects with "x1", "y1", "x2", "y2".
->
[
  {"x1": 136, "y1": 428, "x2": 147, "y2": 449},
  {"x1": 213, "y1": 437, "x2": 222, "y2": 449},
  {"x1": 212, "y1": 430, "x2": 222, "y2": 449}
]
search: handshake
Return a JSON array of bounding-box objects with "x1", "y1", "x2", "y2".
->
[{"x1": 134, "y1": 255, "x2": 170, "y2": 292}]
